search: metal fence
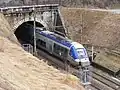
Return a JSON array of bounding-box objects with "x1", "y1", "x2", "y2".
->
[{"x1": 22, "y1": 44, "x2": 33, "y2": 54}]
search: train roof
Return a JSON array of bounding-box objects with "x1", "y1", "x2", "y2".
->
[
  {"x1": 37, "y1": 30, "x2": 72, "y2": 48},
  {"x1": 36, "y1": 30, "x2": 84, "y2": 49},
  {"x1": 71, "y1": 42, "x2": 84, "y2": 49}
]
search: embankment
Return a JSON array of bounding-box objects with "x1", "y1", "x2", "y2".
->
[{"x1": 0, "y1": 13, "x2": 84, "y2": 90}]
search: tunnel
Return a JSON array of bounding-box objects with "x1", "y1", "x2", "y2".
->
[{"x1": 14, "y1": 21, "x2": 44, "y2": 45}]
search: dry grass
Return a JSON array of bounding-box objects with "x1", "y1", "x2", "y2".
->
[
  {"x1": 89, "y1": 14, "x2": 120, "y2": 48},
  {"x1": 60, "y1": 7, "x2": 108, "y2": 43},
  {"x1": 60, "y1": 7, "x2": 120, "y2": 48},
  {"x1": 0, "y1": 38, "x2": 4, "y2": 52},
  {"x1": 0, "y1": 13, "x2": 18, "y2": 44},
  {"x1": 63, "y1": 74, "x2": 79, "y2": 87},
  {"x1": 94, "y1": 51, "x2": 120, "y2": 72}
]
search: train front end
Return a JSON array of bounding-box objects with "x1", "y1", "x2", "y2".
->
[{"x1": 71, "y1": 42, "x2": 90, "y2": 67}]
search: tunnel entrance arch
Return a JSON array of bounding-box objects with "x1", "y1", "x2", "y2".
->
[
  {"x1": 13, "y1": 17, "x2": 48, "y2": 32},
  {"x1": 14, "y1": 21, "x2": 45, "y2": 45}
]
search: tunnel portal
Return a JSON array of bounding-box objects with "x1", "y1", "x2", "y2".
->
[{"x1": 14, "y1": 21, "x2": 44, "y2": 45}]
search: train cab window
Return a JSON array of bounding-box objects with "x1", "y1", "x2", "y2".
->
[
  {"x1": 36, "y1": 39, "x2": 46, "y2": 48},
  {"x1": 69, "y1": 46, "x2": 78, "y2": 59},
  {"x1": 69, "y1": 49, "x2": 73, "y2": 57},
  {"x1": 76, "y1": 48, "x2": 88, "y2": 59}
]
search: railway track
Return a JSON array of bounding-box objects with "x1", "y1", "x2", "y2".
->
[
  {"x1": 90, "y1": 68, "x2": 120, "y2": 90},
  {"x1": 93, "y1": 71, "x2": 120, "y2": 89},
  {"x1": 23, "y1": 45, "x2": 120, "y2": 90}
]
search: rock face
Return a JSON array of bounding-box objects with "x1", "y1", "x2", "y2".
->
[
  {"x1": 59, "y1": 0, "x2": 120, "y2": 8},
  {"x1": 0, "y1": 13, "x2": 84, "y2": 90},
  {"x1": 60, "y1": 7, "x2": 120, "y2": 49},
  {"x1": 0, "y1": 13, "x2": 18, "y2": 44},
  {"x1": 0, "y1": 0, "x2": 120, "y2": 8}
]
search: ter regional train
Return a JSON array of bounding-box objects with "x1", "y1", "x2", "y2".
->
[{"x1": 35, "y1": 29, "x2": 90, "y2": 67}]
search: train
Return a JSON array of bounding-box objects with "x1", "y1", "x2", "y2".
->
[
  {"x1": 15, "y1": 23, "x2": 90, "y2": 68},
  {"x1": 34, "y1": 28, "x2": 90, "y2": 67}
]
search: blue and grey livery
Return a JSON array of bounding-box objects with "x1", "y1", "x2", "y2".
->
[{"x1": 36, "y1": 30, "x2": 90, "y2": 67}]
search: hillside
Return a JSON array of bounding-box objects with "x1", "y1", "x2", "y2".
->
[
  {"x1": 0, "y1": 0, "x2": 120, "y2": 8},
  {"x1": 0, "y1": 13, "x2": 84, "y2": 90},
  {"x1": 60, "y1": 7, "x2": 120, "y2": 48},
  {"x1": 0, "y1": 13, "x2": 18, "y2": 44}
]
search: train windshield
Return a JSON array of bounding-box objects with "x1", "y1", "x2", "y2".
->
[{"x1": 76, "y1": 48, "x2": 88, "y2": 59}]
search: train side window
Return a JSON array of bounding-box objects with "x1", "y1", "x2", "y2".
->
[
  {"x1": 53, "y1": 43, "x2": 60, "y2": 54},
  {"x1": 37, "y1": 39, "x2": 46, "y2": 48},
  {"x1": 53, "y1": 43, "x2": 68, "y2": 57},
  {"x1": 62, "y1": 48, "x2": 68, "y2": 57}
]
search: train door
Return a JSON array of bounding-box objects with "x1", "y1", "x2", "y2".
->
[
  {"x1": 53, "y1": 43, "x2": 69, "y2": 59},
  {"x1": 36, "y1": 39, "x2": 46, "y2": 49},
  {"x1": 47, "y1": 39, "x2": 53, "y2": 54}
]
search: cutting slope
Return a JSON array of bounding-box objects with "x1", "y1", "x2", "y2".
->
[
  {"x1": 0, "y1": 13, "x2": 84, "y2": 90},
  {"x1": 0, "y1": 13, "x2": 18, "y2": 44},
  {"x1": 89, "y1": 14, "x2": 120, "y2": 48},
  {"x1": 60, "y1": 7, "x2": 120, "y2": 48}
]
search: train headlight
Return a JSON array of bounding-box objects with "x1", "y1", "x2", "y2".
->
[{"x1": 75, "y1": 59, "x2": 80, "y2": 62}]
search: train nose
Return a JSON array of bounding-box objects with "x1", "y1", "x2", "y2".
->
[{"x1": 80, "y1": 58, "x2": 90, "y2": 67}]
